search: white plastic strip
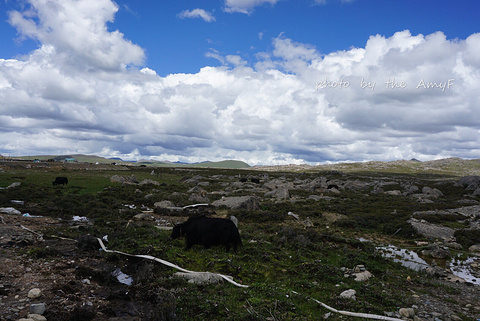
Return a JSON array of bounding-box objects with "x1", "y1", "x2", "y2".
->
[{"x1": 96, "y1": 238, "x2": 249, "y2": 288}]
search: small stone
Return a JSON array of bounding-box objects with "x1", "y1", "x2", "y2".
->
[
  {"x1": 30, "y1": 303, "x2": 46, "y2": 315},
  {"x1": 399, "y1": 307, "x2": 415, "y2": 318},
  {"x1": 27, "y1": 288, "x2": 42, "y2": 299},
  {"x1": 469, "y1": 244, "x2": 480, "y2": 253},
  {"x1": 339, "y1": 289, "x2": 356, "y2": 300},
  {"x1": 354, "y1": 270, "x2": 372, "y2": 281},
  {"x1": 27, "y1": 314, "x2": 47, "y2": 321},
  {"x1": 450, "y1": 315, "x2": 462, "y2": 321}
]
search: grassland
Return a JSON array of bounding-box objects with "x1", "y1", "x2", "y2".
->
[{"x1": 0, "y1": 160, "x2": 479, "y2": 320}]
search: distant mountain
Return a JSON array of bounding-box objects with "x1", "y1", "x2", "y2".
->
[
  {"x1": 136, "y1": 159, "x2": 250, "y2": 169},
  {"x1": 253, "y1": 157, "x2": 480, "y2": 176},
  {"x1": 11, "y1": 154, "x2": 251, "y2": 169}
]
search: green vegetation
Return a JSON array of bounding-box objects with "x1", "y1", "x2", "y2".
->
[{"x1": 1, "y1": 160, "x2": 479, "y2": 320}]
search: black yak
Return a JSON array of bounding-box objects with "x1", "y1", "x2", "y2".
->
[
  {"x1": 171, "y1": 215, "x2": 242, "y2": 252},
  {"x1": 52, "y1": 177, "x2": 68, "y2": 185}
]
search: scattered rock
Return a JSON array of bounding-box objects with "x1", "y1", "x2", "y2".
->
[
  {"x1": 424, "y1": 266, "x2": 447, "y2": 277},
  {"x1": 211, "y1": 196, "x2": 259, "y2": 211},
  {"x1": 399, "y1": 307, "x2": 415, "y2": 318},
  {"x1": 404, "y1": 184, "x2": 419, "y2": 195},
  {"x1": 457, "y1": 176, "x2": 480, "y2": 191},
  {"x1": 27, "y1": 314, "x2": 47, "y2": 321},
  {"x1": 188, "y1": 193, "x2": 210, "y2": 203},
  {"x1": 469, "y1": 244, "x2": 480, "y2": 253},
  {"x1": 133, "y1": 213, "x2": 155, "y2": 221},
  {"x1": 30, "y1": 303, "x2": 46, "y2": 315},
  {"x1": 385, "y1": 190, "x2": 402, "y2": 196},
  {"x1": 154, "y1": 200, "x2": 176, "y2": 208},
  {"x1": 422, "y1": 186, "x2": 444, "y2": 199},
  {"x1": 354, "y1": 271, "x2": 372, "y2": 281},
  {"x1": 27, "y1": 288, "x2": 42, "y2": 299},
  {"x1": 138, "y1": 179, "x2": 160, "y2": 186},
  {"x1": 343, "y1": 265, "x2": 373, "y2": 281},
  {"x1": 264, "y1": 186, "x2": 290, "y2": 200},
  {"x1": 421, "y1": 245, "x2": 451, "y2": 259},
  {"x1": 408, "y1": 218, "x2": 455, "y2": 241},
  {"x1": 110, "y1": 175, "x2": 139, "y2": 185},
  {"x1": 445, "y1": 242, "x2": 462, "y2": 250},
  {"x1": 339, "y1": 289, "x2": 356, "y2": 300}
]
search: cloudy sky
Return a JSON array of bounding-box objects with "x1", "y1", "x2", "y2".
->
[{"x1": 0, "y1": 0, "x2": 479, "y2": 165}]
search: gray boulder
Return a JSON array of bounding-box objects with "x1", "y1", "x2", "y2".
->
[
  {"x1": 263, "y1": 178, "x2": 294, "y2": 191},
  {"x1": 111, "y1": 175, "x2": 139, "y2": 185},
  {"x1": 154, "y1": 200, "x2": 176, "y2": 208},
  {"x1": 385, "y1": 190, "x2": 402, "y2": 196},
  {"x1": 212, "y1": 196, "x2": 259, "y2": 211},
  {"x1": 265, "y1": 186, "x2": 290, "y2": 200},
  {"x1": 30, "y1": 303, "x2": 46, "y2": 315},
  {"x1": 339, "y1": 289, "x2": 356, "y2": 300},
  {"x1": 404, "y1": 184, "x2": 419, "y2": 195},
  {"x1": 469, "y1": 244, "x2": 480, "y2": 253},
  {"x1": 422, "y1": 186, "x2": 443, "y2": 198},
  {"x1": 139, "y1": 179, "x2": 160, "y2": 186},
  {"x1": 421, "y1": 245, "x2": 451, "y2": 259},
  {"x1": 188, "y1": 193, "x2": 210, "y2": 203},
  {"x1": 457, "y1": 176, "x2": 480, "y2": 191},
  {"x1": 409, "y1": 218, "x2": 455, "y2": 240}
]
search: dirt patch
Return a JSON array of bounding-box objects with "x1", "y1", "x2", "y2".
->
[{"x1": 0, "y1": 214, "x2": 178, "y2": 321}]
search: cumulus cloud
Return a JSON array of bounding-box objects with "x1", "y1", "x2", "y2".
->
[
  {"x1": 177, "y1": 8, "x2": 216, "y2": 22},
  {"x1": 7, "y1": 0, "x2": 145, "y2": 70},
  {"x1": 1, "y1": 0, "x2": 479, "y2": 165},
  {"x1": 224, "y1": 0, "x2": 280, "y2": 14}
]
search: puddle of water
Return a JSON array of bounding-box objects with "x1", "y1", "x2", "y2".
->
[
  {"x1": 449, "y1": 257, "x2": 480, "y2": 285},
  {"x1": 377, "y1": 245, "x2": 430, "y2": 271},
  {"x1": 360, "y1": 238, "x2": 480, "y2": 286},
  {"x1": 112, "y1": 268, "x2": 133, "y2": 286}
]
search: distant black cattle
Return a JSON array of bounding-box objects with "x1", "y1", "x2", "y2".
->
[
  {"x1": 171, "y1": 215, "x2": 242, "y2": 252},
  {"x1": 239, "y1": 178, "x2": 248, "y2": 182},
  {"x1": 250, "y1": 178, "x2": 260, "y2": 184},
  {"x1": 52, "y1": 176, "x2": 68, "y2": 185}
]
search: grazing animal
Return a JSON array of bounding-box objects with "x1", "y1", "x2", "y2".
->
[
  {"x1": 250, "y1": 178, "x2": 260, "y2": 184},
  {"x1": 171, "y1": 215, "x2": 242, "y2": 252},
  {"x1": 52, "y1": 176, "x2": 68, "y2": 185}
]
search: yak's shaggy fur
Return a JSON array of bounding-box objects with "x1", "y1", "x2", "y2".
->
[{"x1": 171, "y1": 215, "x2": 242, "y2": 252}]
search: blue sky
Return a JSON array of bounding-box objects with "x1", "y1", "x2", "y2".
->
[
  {"x1": 3, "y1": 0, "x2": 478, "y2": 75},
  {"x1": 0, "y1": 0, "x2": 480, "y2": 164}
]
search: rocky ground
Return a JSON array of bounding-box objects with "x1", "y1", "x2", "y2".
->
[
  {"x1": 1, "y1": 161, "x2": 480, "y2": 320},
  {"x1": 1, "y1": 212, "x2": 480, "y2": 321}
]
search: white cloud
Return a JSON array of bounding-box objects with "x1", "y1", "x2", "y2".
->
[
  {"x1": 1, "y1": 0, "x2": 479, "y2": 165},
  {"x1": 224, "y1": 0, "x2": 280, "y2": 14},
  {"x1": 177, "y1": 8, "x2": 216, "y2": 22},
  {"x1": 7, "y1": 0, "x2": 144, "y2": 70}
]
